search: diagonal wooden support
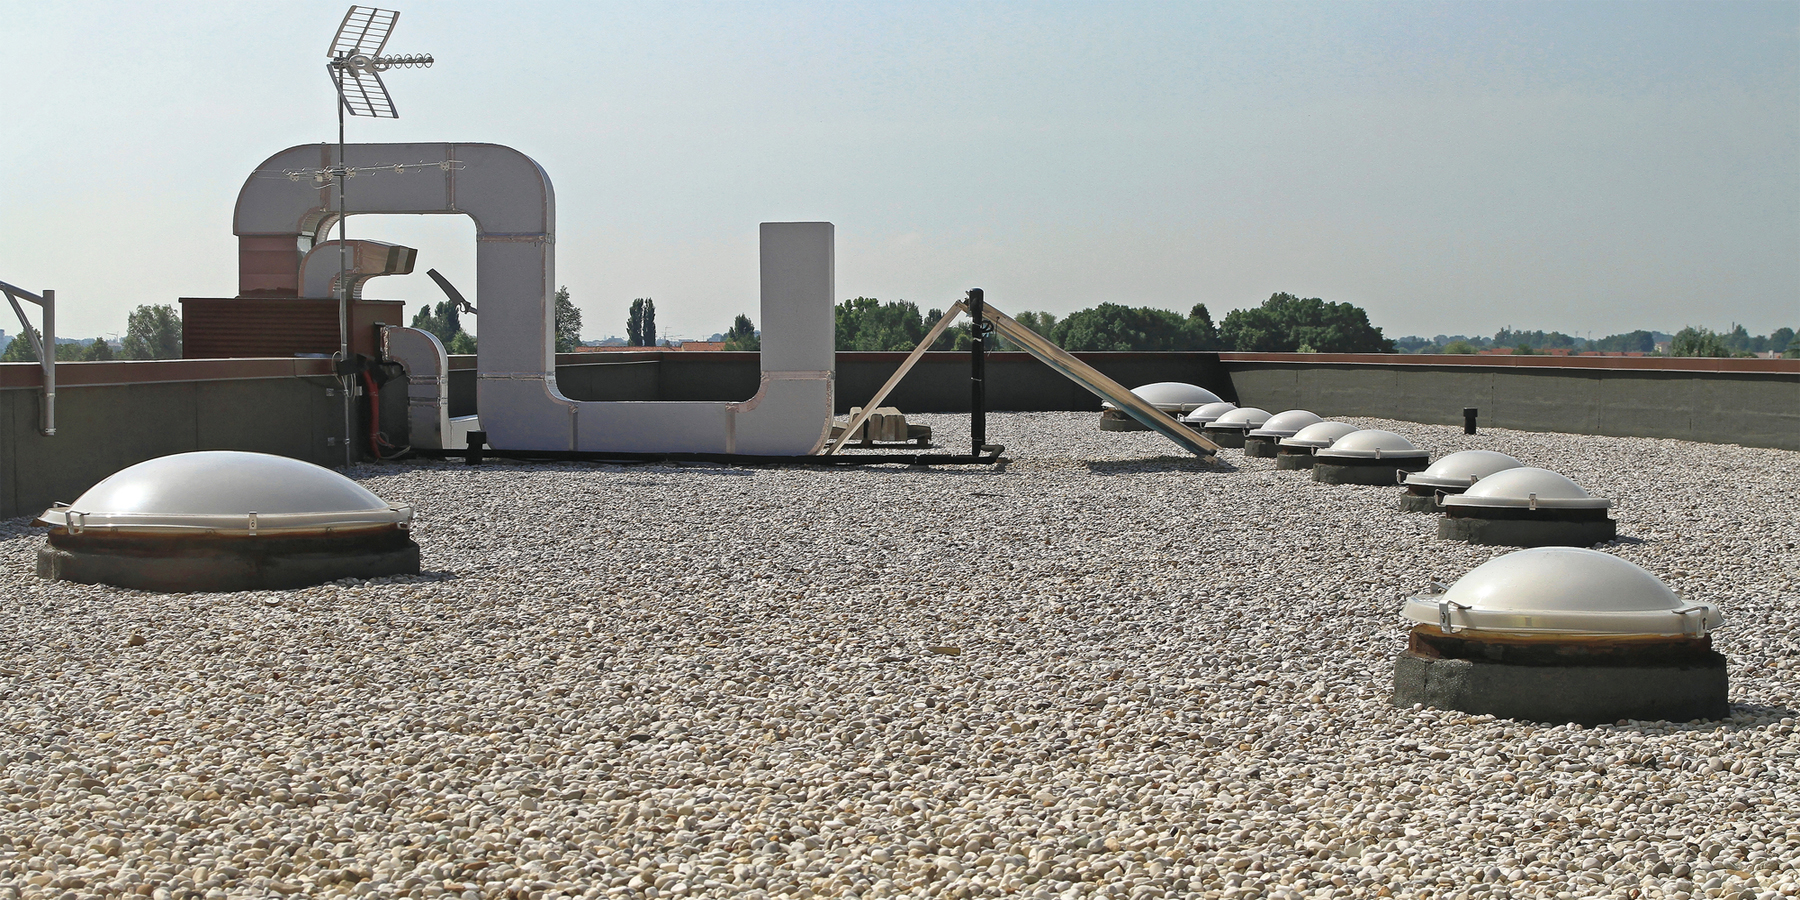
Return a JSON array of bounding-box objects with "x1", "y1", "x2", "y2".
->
[
  {"x1": 825, "y1": 297, "x2": 1221, "y2": 459},
  {"x1": 981, "y1": 304, "x2": 1220, "y2": 457},
  {"x1": 825, "y1": 301, "x2": 967, "y2": 455}
]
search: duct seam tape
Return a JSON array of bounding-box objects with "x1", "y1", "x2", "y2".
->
[{"x1": 477, "y1": 373, "x2": 554, "y2": 381}]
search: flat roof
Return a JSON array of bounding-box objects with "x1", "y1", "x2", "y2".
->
[{"x1": 6, "y1": 412, "x2": 1796, "y2": 895}]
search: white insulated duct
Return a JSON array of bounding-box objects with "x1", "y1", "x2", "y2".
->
[
  {"x1": 380, "y1": 325, "x2": 485, "y2": 452},
  {"x1": 236, "y1": 142, "x2": 833, "y2": 455},
  {"x1": 299, "y1": 239, "x2": 418, "y2": 300}
]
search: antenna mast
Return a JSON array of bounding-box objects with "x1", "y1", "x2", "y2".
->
[{"x1": 324, "y1": 5, "x2": 433, "y2": 468}]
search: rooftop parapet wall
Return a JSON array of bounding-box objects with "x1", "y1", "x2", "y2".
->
[
  {"x1": 1218, "y1": 353, "x2": 1799, "y2": 451},
  {"x1": 3, "y1": 352, "x2": 1792, "y2": 519},
  {"x1": 487, "y1": 352, "x2": 1794, "y2": 450},
  {"x1": 1, "y1": 358, "x2": 341, "y2": 520}
]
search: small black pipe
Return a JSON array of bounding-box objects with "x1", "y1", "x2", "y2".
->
[
  {"x1": 1463, "y1": 407, "x2": 1478, "y2": 435},
  {"x1": 968, "y1": 288, "x2": 987, "y2": 456}
]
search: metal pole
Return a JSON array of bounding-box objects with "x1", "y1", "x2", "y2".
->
[
  {"x1": 968, "y1": 287, "x2": 986, "y2": 456},
  {"x1": 337, "y1": 61, "x2": 354, "y2": 469},
  {"x1": 41, "y1": 289, "x2": 55, "y2": 436}
]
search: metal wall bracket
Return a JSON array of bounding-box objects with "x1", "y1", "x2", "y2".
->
[{"x1": 0, "y1": 280, "x2": 55, "y2": 436}]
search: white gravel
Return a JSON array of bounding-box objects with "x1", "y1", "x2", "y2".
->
[{"x1": 1, "y1": 412, "x2": 1796, "y2": 900}]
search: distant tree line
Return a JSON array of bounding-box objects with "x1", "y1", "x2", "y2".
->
[
  {"x1": 2, "y1": 303, "x2": 182, "y2": 362},
  {"x1": 1668, "y1": 325, "x2": 1796, "y2": 358},
  {"x1": 799, "y1": 292, "x2": 1392, "y2": 353},
  {"x1": 1391, "y1": 324, "x2": 1794, "y2": 357}
]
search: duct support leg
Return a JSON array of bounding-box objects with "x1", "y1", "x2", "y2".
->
[{"x1": 969, "y1": 288, "x2": 987, "y2": 457}]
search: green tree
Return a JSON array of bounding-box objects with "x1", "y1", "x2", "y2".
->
[
  {"x1": 448, "y1": 332, "x2": 477, "y2": 354},
  {"x1": 723, "y1": 314, "x2": 760, "y2": 351},
  {"x1": 925, "y1": 308, "x2": 956, "y2": 350},
  {"x1": 626, "y1": 298, "x2": 657, "y2": 346},
  {"x1": 836, "y1": 297, "x2": 930, "y2": 351},
  {"x1": 996, "y1": 311, "x2": 1061, "y2": 350},
  {"x1": 1442, "y1": 340, "x2": 1478, "y2": 354},
  {"x1": 410, "y1": 301, "x2": 469, "y2": 348},
  {"x1": 1722, "y1": 324, "x2": 1752, "y2": 354},
  {"x1": 554, "y1": 286, "x2": 582, "y2": 353},
  {"x1": 83, "y1": 338, "x2": 114, "y2": 361},
  {"x1": 1218, "y1": 293, "x2": 1393, "y2": 353},
  {"x1": 1, "y1": 334, "x2": 38, "y2": 362},
  {"x1": 410, "y1": 304, "x2": 440, "y2": 341},
  {"x1": 1049, "y1": 304, "x2": 1191, "y2": 351},
  {"x1": 1770, "y1": 327, "x2": 1795, "y2": 354},
  {"x1": 1184, "y1": 303, "x2": 1220, "y2": 349},
  {"x1": 1494, "y1": 328, "x2": 1580, "y2": 351},
  {"x1": 1670, "y1": 326, "x2": 1734, "y2": 358},
  {"x1": 1591, "y1": 330, "x2": 1656, "y2": 353},
  {"x1": 120, "y1": 304, "x2": 182, "y2": 359},
  {"x1": 1013, "y1": 310, "x2": 1058, "y2": 336}
]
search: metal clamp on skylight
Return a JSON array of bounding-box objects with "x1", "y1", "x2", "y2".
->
[
  {"x1": 1673, "y1": 605, "x2": 1716, "y2": 638},
  {"x1": 1437, "y1": 597, "x2": 1472, "y2": 633}
]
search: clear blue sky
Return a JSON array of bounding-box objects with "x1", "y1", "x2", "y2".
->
[{"x1": 3, "y1": 0, "x2": 1795, "y2": 343}]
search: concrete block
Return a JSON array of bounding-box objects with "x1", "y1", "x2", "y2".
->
[
  {"x1": 38, "y1": 531, "x2": 420, "y2": 592},
  {"x1": 1243, "y1": 436, "x2": 1281, "y2": 458},
  {"x1": 1398, "y1": 492, "x2": 1442, "y2": 513},
  {"x1": 1202, "y1": 427, "x2": 1247, "y2": 448},
  {"x1": 1391, "y1": 650, "x2": 1728, "y2": 726},
  {"x1": 1274, "y1": 449, "x2": 1315, "y2": 470},
  {"x1": 1437, "y1": 515, "x2": 1617, "y2": 547},
  {"x1": 1313, "y1": 458, "x2": 1428, "y2": 485},
  {"x1": 1099, "y1": 410, "x2": 1149, "y2": 432}
]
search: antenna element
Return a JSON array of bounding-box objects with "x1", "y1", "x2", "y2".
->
[
  {"x1": 322, "y1": 5, "x2": 435, "y2": 468},
  {"x1": 327, "y1": 6, "x2": 433, "y2": 118}
]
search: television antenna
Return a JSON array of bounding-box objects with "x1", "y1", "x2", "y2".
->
[{"x1": 324, "y1": 5, "x2": 433, "y2": 468}]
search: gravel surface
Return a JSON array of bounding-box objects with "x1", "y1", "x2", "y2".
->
[{"x1": 2, "y1": 412, "x2": 1796, "y2": 900}]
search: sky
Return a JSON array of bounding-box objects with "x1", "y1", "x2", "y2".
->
[{"x1": 2, "y1": 0, "x2": 1796, "y2": 344}]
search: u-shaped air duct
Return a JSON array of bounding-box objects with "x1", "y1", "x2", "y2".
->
[{"x1": 234, "y1": 142, "x2": 834, "y2": 455}]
